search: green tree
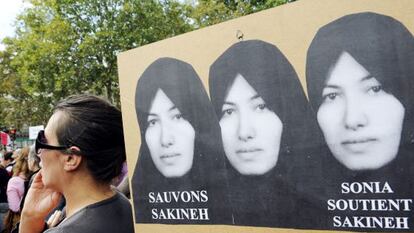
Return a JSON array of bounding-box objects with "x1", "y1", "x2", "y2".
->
[
  {"x1": 0, "y1": 0, "x2": 192, "y2": 128},
  {"x1": 188, "y1": 0, "x2": 296, "y2": 28},
  {"x1": 0, "y1": 39, "x2": 42, "y2": 129}
]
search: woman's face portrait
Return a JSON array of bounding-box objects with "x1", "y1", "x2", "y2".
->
[
  {"x1": 317, "y1": 51, "x2": 405, "y2": 170},
  {"x1": 219, "y1": 74, "x2": 283, "y2": 175},
  {"x1": 145, "y1": 88, "x2": 195, "y2": 178}
]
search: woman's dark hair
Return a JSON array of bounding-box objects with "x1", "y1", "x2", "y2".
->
[
  {"x1": 132, "y1": 57, "x2": 230, "y2": 224},
  {"x1": 209, "y1": 40, "x2": 324, "y2": 227},
  {"x1": 306, "y1": 12, "x2": 414, "y2": 147},
  {"x1": 3, "y1": 152, "x2": 13, "y2": 161},
  {"x1": 53, "y1": 94, "x2": 126, "y2": 184}
]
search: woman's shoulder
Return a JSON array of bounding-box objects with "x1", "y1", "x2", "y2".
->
[
  {"x1": 9, "y1": 176, "x2": 25, "y2": 181},
  {"x1": 7, "y1": 176, "x2": 25, "y2": 189},
  {"x1": 53, "y1": 192, "x2": 134, "y2": 233},
  {"x1": 83, "y1": 191, "x2": 132, "y2": 214}
]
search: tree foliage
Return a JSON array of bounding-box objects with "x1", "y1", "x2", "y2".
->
[
  {"x1": 188, "y1": 0, "x2": 296, "y2": 28},
  {"x1": 0, "y1": 0, "x2": 293, "y2": 130},
  {"x1": 0, "y1": 0, "x2": 191, "y2": 128}
]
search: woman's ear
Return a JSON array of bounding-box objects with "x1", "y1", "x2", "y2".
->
[{"x1": 63, "y1": 146, "x2": 83, "y2": 171}]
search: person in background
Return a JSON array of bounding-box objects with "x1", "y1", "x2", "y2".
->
[
  {"x1": 19, "y1": 94, "x2": 133, "y2": 233},
  {"x1": 0, "y1": 153, "x2": 12, "y2": 201},
  {"x1": 0, "y1": 153, "x2": 11, "y2": 232},
  {"x1": 3, "y1": 152, "x2": 14, "y2": 176},
  {"x1": 26, "y1": 145, "x2": 40, "y2": 187},
  {"x1": 114, "y1": 162, "x2": 129, "y2": 199},
  {"x1": 19, "y1": 145, "x2": 41, "y2": 212},
  {"x1": 112, "y1": 161, "x2": 127, "y2": 187},
  {"x1": 11, "y1": 150, "x2": 20, "y2": 160},
  {"x1": 116, "y1": 176, "x2": 130, "y2": 199},
  {"x1": 4, "y1": 147, "x2": 30, "y2": 232}
]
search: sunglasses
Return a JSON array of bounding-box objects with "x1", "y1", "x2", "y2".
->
[{"x1": 35, "y1": 130, "x2": 69, "y2": 154}]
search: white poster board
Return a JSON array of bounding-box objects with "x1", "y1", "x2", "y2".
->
[{"x1": 29, "y1": 125, "x2": 44, "y2": 140}]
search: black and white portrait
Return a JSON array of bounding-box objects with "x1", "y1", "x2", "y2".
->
[
  {"x1": 132, "y1": 57, "x2": 231, "y2": 224},
  {"x1": 209, "y1": 40, "x2": 322, "y2": 228},
  {"x1": 306, "y1": 12, "x2": 414, "y2": 231}
]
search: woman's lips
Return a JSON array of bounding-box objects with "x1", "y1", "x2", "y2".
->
[
  {"x1": 236, "y1": 148, "x2": 263, "y2": 153},
  {"x1": 160, "y1": 153, "x2": 180, "y2": 160},
  {"x1": 236, "y1": 148, "x2": 263, "y2": 160},
  {"x1": 342, "y1": 138, "x2": 377, "y2": 145},
  {"x1": 341, "y1": 138, "x2": 377, "y2": 152}
]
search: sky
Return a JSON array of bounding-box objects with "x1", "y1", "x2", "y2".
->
[{"x1": 0, "y1": 0, "x2": 29, "y2": 50}]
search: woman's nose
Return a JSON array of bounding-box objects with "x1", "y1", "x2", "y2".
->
[
  {"x1": 343, "y1": 97, "x2": 368, "y2": 130},
  {"x1": 237, "y1": 112, "x2": 256, "y2": 141},
  {"x1": 160, "y1": 123, "x2": 174, "y2": 147}
]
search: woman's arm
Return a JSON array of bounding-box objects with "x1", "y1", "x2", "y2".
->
[{"x1": 19, "y1": 172, "x2": 62, "y2": 233}]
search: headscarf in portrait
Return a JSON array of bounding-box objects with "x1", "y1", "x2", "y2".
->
[
  {"x1": 132, "y1": 57, "x2": 231, "y2": 224},
  {"x1": 209, "y1": 40, "x2": 325, "y2": 228},
  {"x1": 306, "y1": 12, "x2": 414, "y2": 230}
]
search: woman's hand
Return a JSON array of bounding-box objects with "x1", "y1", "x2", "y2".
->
[{"x1": 19, "y1": 171, "x2": 62, "y2": 233}]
